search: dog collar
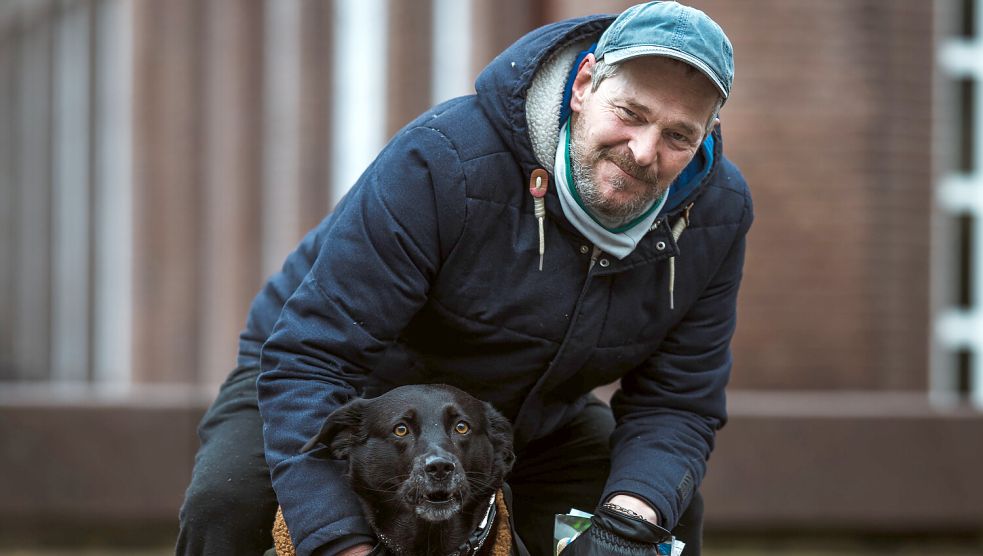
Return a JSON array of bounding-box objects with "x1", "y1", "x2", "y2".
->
[
  {"x1": 369, "y1": 492, "x2": 501, "y2": 556},
  {"x1": 447, "y1": 492, "x2": 498, "y2": 556}
]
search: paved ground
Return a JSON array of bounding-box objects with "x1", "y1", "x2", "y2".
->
[
  {"x1": 0, "y1": 552, "x2": 172, "y2": 556},
  {"x1": 2, "y1": 534, "x2": 981, "y2": 556},
  {"x1": 703, "y1": 536, "x2": 983, "y2": 555},
  {"x1": 2, "y1": 541, "x2": 982, "y2": 556}
]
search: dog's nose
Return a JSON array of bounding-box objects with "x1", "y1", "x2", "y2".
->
[{"x1": 424, "y1": 455, "x2": 455, "y2": 480}]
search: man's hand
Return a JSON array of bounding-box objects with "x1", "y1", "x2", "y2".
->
[
  {"x1": 337, "y1": 543, "x2": 374, "y2": 556},
  {"x1": 560, "y1": 498, "x2": 671, "y2": 555}
]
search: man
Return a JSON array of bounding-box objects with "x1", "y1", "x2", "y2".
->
[{"x1": 177, "y1": 2, "x2": 751, "y2": 555}]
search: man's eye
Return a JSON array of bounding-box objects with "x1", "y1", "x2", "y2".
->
[
  {"x1": 393, "y1": 424, "x2": 409, "y2": 437},
  {"x1": 618, "y1": 106, "x2": 639, "y2": 120},
  {"x1": 668, "y1": 131, "x2": 691, "y2": 144},
  {"x1": 454, "y1": 421, "x2": 471, "y2": 435}
]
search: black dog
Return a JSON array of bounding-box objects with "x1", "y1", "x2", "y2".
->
[{"x1": 301, "y1": 384, "x2": 518, "y2": 556}]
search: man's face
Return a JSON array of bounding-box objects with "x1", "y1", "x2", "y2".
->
[{"x1": 568, "y1": 55, "x2": 720, "y2": 226}]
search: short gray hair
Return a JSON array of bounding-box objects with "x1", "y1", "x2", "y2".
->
[{"x1": 588, "y1": 58, "x2": 723, "y2": 136}]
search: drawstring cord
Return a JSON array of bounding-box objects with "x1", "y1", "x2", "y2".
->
[
  {"x1": 536, "y1": 198, "x2": 546, "y2": 270},
  {"x1": 667, "y1": 203, "x2": 693, "y2": 310},
  {"x1": 529, "y1": 169, "x2": 550, "y2": 271}
]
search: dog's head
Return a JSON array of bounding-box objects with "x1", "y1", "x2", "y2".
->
[{"x1": 302, "y1": 384, "x2": 515, "y2": 525}]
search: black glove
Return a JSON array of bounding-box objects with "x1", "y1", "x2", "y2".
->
[{"x1": 561, "y1": 504, "x2": 673, "y2": 555}]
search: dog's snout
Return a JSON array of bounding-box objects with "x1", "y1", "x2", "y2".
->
[{"x1": 424, "y1": 455, "x2": 455, "y2": 480}]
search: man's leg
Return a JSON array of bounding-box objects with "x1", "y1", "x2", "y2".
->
[
  {"x1": 508, "y1": 397, "x2": 614, "y2": 556},
  {"x1": 176, "y1": 367, "x2": 278, "y2": 555},
  {"x1": 672, "y1": 490, "x2": 703, "y2": 554},
  {"x1": 507, "y1": 396, "x2": 704, "y2": 556}
]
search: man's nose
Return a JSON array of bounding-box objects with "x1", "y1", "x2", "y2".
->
[
  {"x1": 424, "y1": 454, "x2": 456, "y2": 480},
  {"x1": 628, "y1": 128, "x2": 660, "y2": 168}
]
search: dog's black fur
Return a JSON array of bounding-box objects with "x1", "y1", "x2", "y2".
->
[{"x1": 302, "y1": 384, "x2": 516, "y2": 556}]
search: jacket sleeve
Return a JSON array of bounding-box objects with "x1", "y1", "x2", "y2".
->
[
  {"x1": 236, "y1": 220, "x2": 325, "y2": 372},
  {"x1": 602, "y1": 186, "x2": 753, "y2": 530},
  {"x1": 257, "y1": 126, "x2": 466, "y2": 556}
]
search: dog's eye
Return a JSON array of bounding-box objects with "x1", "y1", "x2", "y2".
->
[
  {"x1": 393, "y1": 424, "x2": 409, "y2": 437},
  {"x1": 454, "y1": 421, "x2": 470, "y2": 435}
]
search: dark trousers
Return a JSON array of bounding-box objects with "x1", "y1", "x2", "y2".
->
[
  {"x1": 176, "y1": 370, "x2": 704, "y2": 556},
  {"x1": 177, "y1": 368, "x2": 278, "y2": 555}
]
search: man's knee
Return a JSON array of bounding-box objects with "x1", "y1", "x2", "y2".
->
[
  {"x1": 177, "y1": 468, "x2": 278, "y2": 556},
  {"x1": 180, "y1": 468, "x2": 275, "y2": 527}
]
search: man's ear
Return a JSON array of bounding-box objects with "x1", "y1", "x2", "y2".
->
[
  {"x1": 300, "y1": 398, "x2": 368, "y2": 459},
  {"x1": 703, "y1": 116, "x2": 720, "y2": 140},
  {"x1": 483, "y1": 402, "x2": 515, "y2": 474},
  {"x1": 569, "y1": 53, "x2": 596, "y2": 114}
]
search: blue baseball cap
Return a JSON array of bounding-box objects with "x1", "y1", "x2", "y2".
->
[{"x1": 596, "y1": 1, "x2": 734, "y2": 100}]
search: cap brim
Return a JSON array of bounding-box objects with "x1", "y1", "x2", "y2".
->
[{"x1": 602, "y1": 45, "x2": 729, "y2": 99}]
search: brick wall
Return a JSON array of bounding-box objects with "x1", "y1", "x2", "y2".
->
[{"x1": 708, "y1": 0, "x2": 935, "y2": 390}]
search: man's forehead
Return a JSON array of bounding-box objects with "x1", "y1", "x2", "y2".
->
[{"x1": 599, "y1": 57, "x2": 719, "y2": 123}]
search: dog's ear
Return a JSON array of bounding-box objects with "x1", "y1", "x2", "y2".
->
[
  {"x1": 483, "y1": 402, "x2": 516, "y2": 474},
  {"x1": 300, "y1": 398, "x2": 368, "y2": 459}
]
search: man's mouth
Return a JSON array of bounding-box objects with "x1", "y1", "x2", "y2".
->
[{"x1": 608, "y1": 159, "x2": 655, "y2": 188}]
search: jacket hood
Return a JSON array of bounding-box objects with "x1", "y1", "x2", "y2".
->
[{"x1": 475, "y1": 15, "x2": 614, "y2": 175}]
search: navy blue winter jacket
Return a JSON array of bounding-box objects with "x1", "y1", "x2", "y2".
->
[{"x1": 252, "y1": 14, "x2": 753, "y2": 556}]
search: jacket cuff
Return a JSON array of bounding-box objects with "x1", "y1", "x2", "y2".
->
[{"x1": 298, "y1": 517, "x2": 374, "y2": 556}]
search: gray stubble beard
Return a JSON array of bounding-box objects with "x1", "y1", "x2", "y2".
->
[{"x1": 568, "y1": 119, "x2": 667, "y2": 229}]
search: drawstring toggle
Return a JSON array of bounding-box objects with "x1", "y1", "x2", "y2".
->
[{"x1": 529, "y1": 168, "x2": 549, "y2": 271}]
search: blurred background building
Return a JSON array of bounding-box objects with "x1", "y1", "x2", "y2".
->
[{"x1": 1, "y1": 0, "x2": 982, "y2": 553}]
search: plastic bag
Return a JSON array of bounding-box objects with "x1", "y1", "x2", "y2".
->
[{"x1": 553, "y1": 509, "x2": 685, "y2": 555}]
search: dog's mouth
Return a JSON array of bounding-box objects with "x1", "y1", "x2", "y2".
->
[
  {"x1": 414, "y1": 489, "x2": 463, "y2": 521},
  {"x1": 423, "y1": 490, "x2": 455, "y2": 504}
]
